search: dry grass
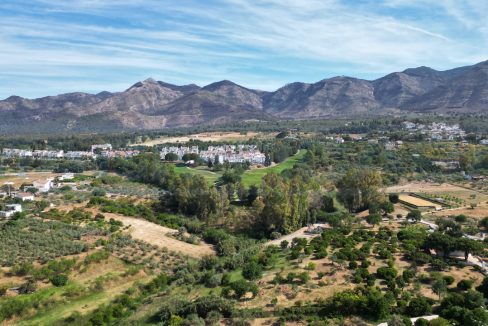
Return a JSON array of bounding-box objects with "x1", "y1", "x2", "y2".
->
[
  {"x1": 0, "y1": 172, "x2": 60, "y2": 188},
  {"x1": 85, "y1": 208, "x2": 215, "y2": 258},
  {"x1": 130, "y1": 131, "x2": 276, "y2": 146},
  {"x1": 387, "y1": 182, "x2": 488, "y2": 205},
  {"x1": 430, "y1": 205, "x2": 488, "y2": 219}
]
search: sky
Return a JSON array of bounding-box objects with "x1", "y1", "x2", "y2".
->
[{"x1": 1, "y1": 0, "x2": 487, "y2": 99}]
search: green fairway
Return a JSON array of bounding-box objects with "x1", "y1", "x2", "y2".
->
[
  {"x1": 241, "y1": 149, "x2": 306, "y2": 187},
  {"x1": 174, "y1": 165, "x2": 221, "y2": 184},
  {"x1": 172, "y1": 149, "x2": 306, "y2": 187}
]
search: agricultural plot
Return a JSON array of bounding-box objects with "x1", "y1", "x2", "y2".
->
[
  {"x1": 387, "y1": 182, "x2": 488, "y2": 207},
  {"x1": 398, "y1": 194, "x2": 442, "y2": 210},
  {"x1": 85, "y1": 208, "x2": 215, "y2": 258}
]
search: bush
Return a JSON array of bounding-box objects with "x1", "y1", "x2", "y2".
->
[
  {"x1": 442, "y1": 275, "x2": 454, "y2": 286},
  {"x1": 406, "y1": 296, "x2": 432, "y2": 317},
  {"x1": 389, "y1": 193, "x2": 399, "y2": 204},
  {"x1": 414, "y1": 318, "x2": 429, "y2": 326},
  {"x1": 242, "y1": 261, "x2": 263, "y2": 281},
  {"x1": 377, "y1": 266, "x2": 397, "y2": 281},
  {"x1": 91, "y1": 188, "x2": 107, "y2": 197},
  {"x1": 50, "y1": 274, "x2": 69, "y2": 286},
  {"x1": 18, "y1": 280, "x2": 36, "y2": 294},
  {"x1": 457, "y1": 279, "x2": 474, "y2": 291}
]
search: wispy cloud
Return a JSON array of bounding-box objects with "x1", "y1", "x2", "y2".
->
[{"x1": 0, "y1": 0, "x2": 486, "y2": 98}]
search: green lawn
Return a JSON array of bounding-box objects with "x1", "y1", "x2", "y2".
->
[
  {"x1": 172, "y1": 149, "x2": 306, "y2": 188},
  {"x1": 241, "y1": 149, "x2": 306, "y2": 187},
  {"x1": 174, "y1": 166, "x2": 221, "y2": 185}
]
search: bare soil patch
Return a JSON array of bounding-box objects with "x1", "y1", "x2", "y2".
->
[{"x1": 0, "y1": 172, "x2": 60, "y2": 188}]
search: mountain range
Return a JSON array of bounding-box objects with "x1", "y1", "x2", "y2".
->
[{"x1": 1, "y1": 60, "x2": 487, "y2": 135}]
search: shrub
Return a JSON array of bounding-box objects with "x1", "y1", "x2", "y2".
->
[
  {"x1": 406, "y1": 296, "x2": 432, "y2": 317},
  {"x1": 50, "y1": 274, "x2": 69, "y2": 287},
  {"x1": 242, "y1": 261, "x2": 263, "y2": 281},
  {"x1": 457, "y1": 279, "x2": 474, "y2": 291}
]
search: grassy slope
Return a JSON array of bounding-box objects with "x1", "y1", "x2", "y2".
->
[
  {"x1": 174, "y1": 166, "x2": 222, "y2": 184},
  {"x1": 241, "y1": 149, "x2": 306, "y2": 187}
]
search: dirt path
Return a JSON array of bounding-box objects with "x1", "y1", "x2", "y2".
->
[{"x1": 87, "y1": 209, "x2": 215, "y2": 258}]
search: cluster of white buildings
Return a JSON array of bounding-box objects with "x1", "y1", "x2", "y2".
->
[
  {"x1": 1, "y1": 144, "x2": 139, "y2": 160},
  {"x1": 160, "y1": 146, "x2": 199, "y2": 160},
  {"x1": 403, "y1": 121, "x2": 466, "y2": 140},
  {"x1": 160, "y1": 145, "x2": 266, "y2": 165}
]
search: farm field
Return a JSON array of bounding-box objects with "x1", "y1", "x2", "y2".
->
[
  {"x1": 14, "y1": 257, "x2": 149, "y2": 326},
  {"x1": 398, "y1": 194, "x2": 442, "y2": 210},
  {"x1": 130, "y1": 131, "x2": 276, "y2": 146},
  {"x1": 85, "y1": 208, "x2": 215, "y2": 258},
  {"x1": 386, "y1": 181, "x2": 488, "y2": 206}
]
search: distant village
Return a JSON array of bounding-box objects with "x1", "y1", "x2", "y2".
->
[
  {"x1": 402, "y1": 121, "x2": 467, "y2": 141},
  {"x1": 1, "y1": 144, "x2": 140, "y2": 160},
  {"x1": 160, "y1": 144, "x2": 266, "y2": 165}
]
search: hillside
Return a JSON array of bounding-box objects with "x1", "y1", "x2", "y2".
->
[{"x1": 1, "y1": 60, "x2": 487, "y2": 135}]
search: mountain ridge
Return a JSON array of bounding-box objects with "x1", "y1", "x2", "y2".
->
[{"x1": 1, "y1": 60, "x2": 487, "y2": 134}]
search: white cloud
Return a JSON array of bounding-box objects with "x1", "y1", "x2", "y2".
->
[{"x1": 0, "y1": 0, "x2": 486, "y2": 98}]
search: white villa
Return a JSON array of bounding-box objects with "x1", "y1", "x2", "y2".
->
[
  {"x1": 31, "y1": 178, "x2": 54, "y2": 193},
  {"x1": 0, "y1": 204, "x2": 22, "y2": 218}
]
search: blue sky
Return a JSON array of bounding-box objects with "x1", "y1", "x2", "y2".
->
[{"x1": 1, "y1": 0, "x2": 487, "y2": 99}]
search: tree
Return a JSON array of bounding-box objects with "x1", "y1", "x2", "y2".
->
[
  {"x1": 389, "y1": 193, "x2": 399, "y2": 203},
  {"x1": 380, "y1": 201, "x2": 395, "y2": 215},
  {"x1": 336, "y1": 169, "x2": 382, "y2": 213},
  {"x1": 164, "y1": 153, "x2": 178, "y2": 161},
  {"x1": 478, "y1": 217, "x2": 488, "y2": 230},
  {"x1": 426, "y1": 232, "x2": 455, "y2": 259},
  {"x1": 257, "y1": 173, "x2": 310, "y2": 234},
  {"x1": 387, "y1": 315, "x2": 408, "y2": 326},
  {"x1": 407, "y1": 210, "x2": 422, "y2": 223},
  {"x1": 414, "y1": 318, "x2": 429, "y2": 326},
  {"x1": 366, "y1": 213, "x2": 382, "y2": 227},
  {"x1": 406, "y1": 296, "x2": 432, "y2": 317},
  {"x1": 242, "y1": 261, "x2": 263, "y2": 281},
  {"x1": 321, "y1": 194, "x2": 336, "y2": 213},
  {"x1": 457, "y1": 279, "x2": 474, "y2": 291},
  {"x1": 427, "y1": 318, "x2": 450, "y2": 326},
  {"x1": 247, "y1": 185, "x2": 259, "y2": 204},
  {"x1": 376, "y1": 266, "x2": 398, "y2": 281},
  {"x1": 456, "y1": 237, "x2": 483, "y2": 261},
  {"x1": 432, "y1": 279, "x2": 447, "y2": 300},
  {"x1": 230, "y1": 280, "x2": 258, "y2": 299},
  {"x1": 476, "y1": 276, "x2": 488, "y2": 298}
]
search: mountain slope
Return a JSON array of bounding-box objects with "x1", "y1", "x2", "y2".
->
[
  {"x1": 401, "y1": 61, "x2": 488, "y2": 112},
  {"x1": 0, "y1": 60, "x2": 487, "y2": 134}
]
